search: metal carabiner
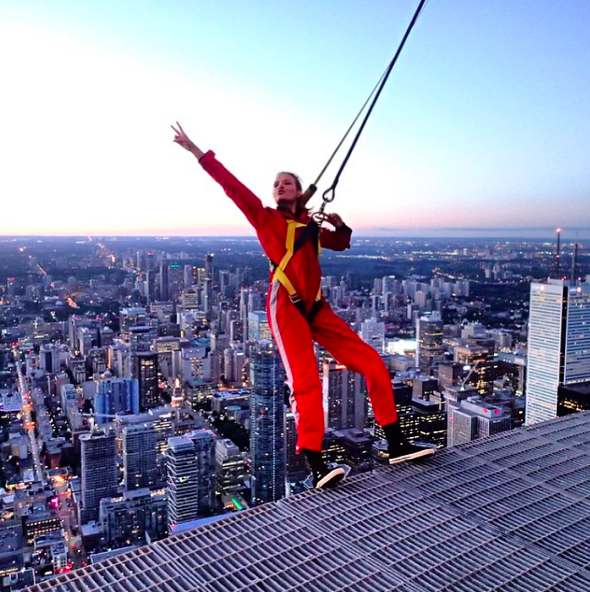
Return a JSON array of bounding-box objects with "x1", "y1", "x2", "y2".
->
[{"x1": 322, "y1": 186, "x2": 336, "y2": 204}]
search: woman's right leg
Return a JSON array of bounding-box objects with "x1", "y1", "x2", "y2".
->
[{"x1": 267, "y1": 281, "x2": 325, "y2": 453}]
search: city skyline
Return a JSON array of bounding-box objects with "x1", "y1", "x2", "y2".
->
[
  {"x1": 1, "y1": 234, "x2": 589, "y2": 583},
  {"x1": 1, "y1": 1, "x2": 589, "y2": 238}
]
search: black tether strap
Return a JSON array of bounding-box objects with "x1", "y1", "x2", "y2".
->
[{"x1": 303, "y1": 0, "x2": 429, "y2": 214}]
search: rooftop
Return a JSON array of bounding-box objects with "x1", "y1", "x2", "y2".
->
[{"x1": 24, "y1": 411, "x2": 590, "y2": 592}]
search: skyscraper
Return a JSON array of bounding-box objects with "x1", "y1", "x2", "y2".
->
[
  {"x1": 205, "y1": 253, "x2": 214, "y2": 283},
  {"x1": 249, "y1": 341, "x2": 286, "y2": 506},
  {"x1": 247, "y1": 311, "x2": 272, "y2": 341},
  {"x1": 215, "y1": 439, "x2": 248, "y2": 496},
  {"x1": 285, "y1": 410, "x2": 307, "y2": 483},
  {"x1": 167, "y1": 429, "x2": 216, "y2": 532},
  {"x1": 322, "y1": 361, "x2": 367, "y2": 430},
  {"x1": 133, "y1": 352, "x2": 160, "y2": 410},
  {"x1": 159, "y1": 263, "x2": 169, "y2": 301},
  {"x1": 79, "y1": 430, "x2": 118, "y2": 524},
  {"x1": 116, "y1": 406, "x2": 176, "y2": 488},
  {"x1": 95, "y1": 378, "x2": 139, "y2": 425},
  {"x1": 454, "y1": 343, "x2": 495, "y2": 396},
  {"x1": 525, "y1": 281, "x2": 590, "y2": 425},
  {"x1": 416, "y1": 313, "x2": 444, "y2": 372},
  {"x1": 360, "y1": 319, "x2": 385, "y2": 354},
  {"x1": 123, "y1": 422, "x2": 158, "y2": 490}
]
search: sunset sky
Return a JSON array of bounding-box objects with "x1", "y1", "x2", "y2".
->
[{"x1": 1, "y1": 0, "x2": 589, "y2": 239}]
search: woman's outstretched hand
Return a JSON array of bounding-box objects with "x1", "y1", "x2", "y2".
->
[{"x1": 171, "y1": 122, "x2": 205, "y2": 159}]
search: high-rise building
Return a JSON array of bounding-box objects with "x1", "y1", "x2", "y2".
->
[
  {"x1": 79, "y1": 430, "x2": 118, "y2": 524},
  {"x1": 133, "y1": 353, "x2": 160, "y2": 410},
  {"x1": 153, "y1": 337, "x2": 180, "y2": 380},
  {"x1": 99, "y1": 488, "x2": 167, "y2": 547},
  {"x1": 159, "y1": 263, "x2": 169, "y2": 302},
  {"x1": 119, "y1": 308, "x2": 147, "y2": 339},
  {"x1": 322, "y1": 361, "x2": 367, "y2": 431},
  {"x1": 416, "y1": 314, "x2": 444, "y2": 372},
  {"x1": 205, "y1": 253, "x2": 214, "y2": 283},
  {"x1": 167, "y1": 429, "x2": 216, "y2": 531},
  {"x1": 95, "y1": 378, "x2": 139, "y2": 425},
  {"x1": 247, "y1": 311, "x2": 272, "y2": 342},
  {"x1": 116, "y1": 406, "x2": 177, "y2": 487},
  {"x1": 183, "y1": 265, "x2": 200, "y2": 289},
  {"x1": 214, "y1": 439, "x2": 248, "y2": 496},
  {"x1": 181, "y1": 287, "x2": 199, "y2": 310},
  {"x1": 39, "y1": 344, "x2": 61, "y2": 374},
  {"x1": 412, "y1": 397, "x2": 447, "y2": 448},
  {"x1": 448, "y1": 398, "x2": 511, "y2": 447},
  {"x1": 454, "y1": 343, "x2": 495, "y2": 396},
  {"x1": 558, "y1": 381, "x2": 590, "y2": 416},
  {"x1": 249, "y1": 341, "x2": 286, "y2": 506},
  {"x1": 374, "y1": 381, "x2": 418, "y2": 443},
  {"x1": 123, "y1": 423, "x2": 159, "y2": 490},
  {"x1": 497, "y1": 351, "x2": 527, "y2": 397},
  {"x1": 285, "y1": 410, "x2": 307, "y2": 483},
  {"x1": 525, "y1": 281, "x2": 590, "y2": 425},
  {"x1": 167, "y1": 263, "x2": 184, "y2": 300},
  {"x1": 360, "y1": 319, "x2": 385, "y2": 354},
  {"x1": 412, "y1": 376, "x2": 438, "y2": 401},
  {"x1": 128, "y1": 326, "x2": 153, "y2": 356}
]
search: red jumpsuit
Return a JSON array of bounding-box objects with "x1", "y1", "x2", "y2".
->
[{"x1": 200, "y1": 151, "x2": 398, "y2": 452}]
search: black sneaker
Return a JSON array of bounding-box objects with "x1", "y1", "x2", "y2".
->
[
  {"x1": 388, "y1": 441, "x2": 435, "y2": 465},
  {"x1": 382, "y1": 421, "x2": 435, "y2": 465},
  {"x1": 302, "y1": 448, "x2": 346, "y2": 489}
]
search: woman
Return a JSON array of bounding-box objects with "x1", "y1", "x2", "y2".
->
[{"x1": 172, "y1": 122, "x2": 433, "y2": 489}]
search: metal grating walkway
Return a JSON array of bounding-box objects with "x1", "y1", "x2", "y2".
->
[{"x1": 23, "y1": 411, "x2": 590, "y2": 592}]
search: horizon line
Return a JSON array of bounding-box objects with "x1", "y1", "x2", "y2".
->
[{"x1": 1, "y1": 233, "x2": 589, "y2": 242}]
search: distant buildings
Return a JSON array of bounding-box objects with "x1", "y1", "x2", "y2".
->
[
  {"x1": 360, "y1": 319, "x2": 385, "y2": 354},
  {"x1": 247, "y1": 311, "x2": 272, "y2": 342},
  {"x1": 4, "y1": 235, "x2": 590, "y2": 570}
]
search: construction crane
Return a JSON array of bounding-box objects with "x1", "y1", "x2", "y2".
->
[{"x1": 458, "y1": 361, "x2": 481, "y2": 391}]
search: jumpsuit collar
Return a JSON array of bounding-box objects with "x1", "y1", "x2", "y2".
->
[{"x1": 276, "y1": 205, "x2": 311, "y2": 222}]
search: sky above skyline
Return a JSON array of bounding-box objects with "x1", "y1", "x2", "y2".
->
[{"x1": 1, "y1": 0, "x2": 589, "y2": 240}]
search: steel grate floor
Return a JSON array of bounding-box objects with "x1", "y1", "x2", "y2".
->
[{"x1": 23, "y1": 411, "x2": 590, "y2": 592}]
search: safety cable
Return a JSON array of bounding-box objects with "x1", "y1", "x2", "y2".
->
[
  {"x1": 301, "y1": 69, "x2": 387, "y2": 204},
  {"x1": 302, "y1": 0, "x2": 429, "y2": 214}
]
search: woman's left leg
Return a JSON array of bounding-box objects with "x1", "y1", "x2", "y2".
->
[{"x1": 310, "y1": 303, "x2": 398, "y2": 427}]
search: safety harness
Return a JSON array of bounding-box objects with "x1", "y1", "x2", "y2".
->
[{"x1": 270, "y1": 218, "x2": 324, "y2": 324}]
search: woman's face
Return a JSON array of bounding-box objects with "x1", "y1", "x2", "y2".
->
[{"x1": 273, "y1": 173, "x2": 301, "y2": 208}]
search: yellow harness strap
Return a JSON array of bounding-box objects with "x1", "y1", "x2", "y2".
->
[{"x1": 272, "y1": 220, "x2": 322, "y2": 305}]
